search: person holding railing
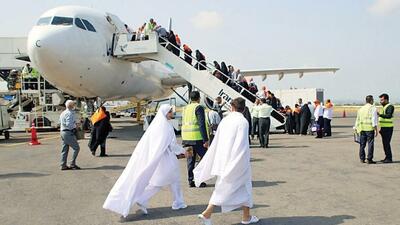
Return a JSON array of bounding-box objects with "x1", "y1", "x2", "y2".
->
[
  {"x1": 220, "y1": 62, "x2": 229, "y2": 83},
  {"x1": 183, "y1": 44, "x2": 193, "y2": 65},
  {"x1": 175, "y1": 34, "x2": 181, "y2": 55},
  {"x1": 212, "y1": 61, "x2": 222, "y2": 80},
  {"x1": 194, "y1": 50, "x2": 206, "y2": 70},
  {"x1": 166, "y1": 30, "x2": 180, "y2": 56},
  {"x1": 248, "y1": 78, "x2": 258, "y2": 95},
  {"x1": 155, "y1": 25, "x2": 168, "y2": 46}
]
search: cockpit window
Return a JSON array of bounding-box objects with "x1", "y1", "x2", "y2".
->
[
  {"x1": 51, "y1": 16, "x2": 73, "y2": 26},
  {"x1": 82, "y1": 19, "x2": 96, "y2": 32},
  {"x1": 36, "y1": 17, "x2": 52, "y2": 26},
  {"x1": 75, "y1": 18, "x2": 86, "y2": 30}
]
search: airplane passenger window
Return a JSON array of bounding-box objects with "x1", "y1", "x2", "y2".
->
[
  {"x1": 82, "y1": 19, "x2": 96, "y2": 32},
  {"x1": 36, "y1": 17, "x2": 52, "y2": 26},
  {"x1": 51, "y1": 16, "x2": 73, "y2": 26},
  {"x1": 75, "y1": 18, "x2": 86, "y2": 30}
]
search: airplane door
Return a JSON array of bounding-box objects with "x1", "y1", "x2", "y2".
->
[{"x1": 105, "y1": 13, "x2": 127, "y2": 33}]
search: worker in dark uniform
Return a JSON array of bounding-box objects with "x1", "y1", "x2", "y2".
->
[
  {"x1": 378, "y1": 93, "x2": 395, "y2": 163},
  {"x1": 182, "y1": 91, "x2": 209, "y2": 188}
]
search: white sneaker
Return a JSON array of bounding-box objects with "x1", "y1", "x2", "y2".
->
[
  {"x1": 198, "y1": 214, "x2": 212, "y2": 225},
  {"x1": 172, "y1": 203, "x2": 187, "y2": 210},
  {"x1": 137, "y1": 203, "x2": 148, "y2": 215},
  {"x1": 241, "y1": 215, "x2": 259, "y2": 224}
]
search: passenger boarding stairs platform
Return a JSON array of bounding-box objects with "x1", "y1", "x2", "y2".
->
[{"x1": 112, "y1": 32, "x2": 286, "y2": 129}]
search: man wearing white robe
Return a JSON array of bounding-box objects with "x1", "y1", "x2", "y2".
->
[
  {"x1": 194, "y1": 97, "x2": 259, "y2": 225},
  {"x1": 103, "y1": 105, "x2": 188, "y2": 219}
]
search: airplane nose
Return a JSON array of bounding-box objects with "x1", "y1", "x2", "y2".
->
[{"x1": 27, "y1": 27, "x2": 66, "y2": 68}]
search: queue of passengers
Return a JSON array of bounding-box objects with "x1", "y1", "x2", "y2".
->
[
  {"x1": 125, "y1": 18, "x2": 263, "y2": 102},
  {"x1": 281, "y1": 98, "x2": 334, "y2": 138}
]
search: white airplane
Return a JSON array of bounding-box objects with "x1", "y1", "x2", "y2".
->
[{"x1": 27, "y1": 5, "x2": 338, "y2": 104}]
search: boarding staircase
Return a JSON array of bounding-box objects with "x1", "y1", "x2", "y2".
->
[{"x1": 112, "y1": 32, "x2": 286, "y2": 129}]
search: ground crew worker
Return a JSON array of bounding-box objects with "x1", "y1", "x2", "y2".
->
[
  {"x1": 378, "y1": 93, "x2": 395, "y2": 163},
  {"x1": 21, "y1": 64, "x2": 32, "y2": 89},
  {"x1": 144, "y1": 18, "x2": 156, "y2": 39},
  {"x1": 30, "y1": 67, "x2": 40, "y2": 89},
  {"x1": 355, "y1": 95, "x2": 378, "y2": 164},
  {"x1": 250, "y1": 99, "x2": 261, "y2": 140},
  {"x1": 258, "y1": 98, "x2": 273, "y2": 148},
  {"x1": 182, "y1": 91, "x2": 209, "y2": 188}
]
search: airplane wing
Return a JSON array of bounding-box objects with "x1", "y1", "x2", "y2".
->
[{"x1": 241, "y1": 68, "x2": 339, "y2": 81}]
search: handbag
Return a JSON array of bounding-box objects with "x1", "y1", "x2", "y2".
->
[
  {"x1": 353, "y1": 131, "x2": 360, "y2": 143},
  {"x1": 311, "y1": 123, "x2": 319, "y2": 132}
]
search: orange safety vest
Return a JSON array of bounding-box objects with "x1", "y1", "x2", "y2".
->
[{"x1": 91, "y1": 108, "x2": 107, "y2": 125}]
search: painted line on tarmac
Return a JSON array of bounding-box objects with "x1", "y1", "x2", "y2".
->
[{"x1": 2, "y1": 135, "x2": 60, "y2": 148}]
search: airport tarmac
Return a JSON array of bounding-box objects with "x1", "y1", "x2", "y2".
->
[{"x1": 0, "y1": 113, "x2": 399, "y2": 225}]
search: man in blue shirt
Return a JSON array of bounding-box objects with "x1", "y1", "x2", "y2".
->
[{"x1": 59, "y1": 100, "x2": 81, "y2": 170}]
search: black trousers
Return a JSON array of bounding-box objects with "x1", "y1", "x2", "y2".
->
[
  {"x1": 359, "y1": 131, "x2": 375, "y2": 161},
  {"x1": 187, "y1": 141, "x2": 206, "y2": 183},
  {"x1": 316, "y1": 116, "x2": 324, "y2": 138},
  {"x1": 380, "y1": 127, "x2": 393, "y2": 161},
  {"x1": 300, "y1": 117, "x2": 310, "y2": 135},
  {"x1": 323, "y1": 118, "x2": 332, "y2": 136},
  {"x1": 259, "y1": 117, "x2": 270, "y2": 147},
  {"x1": 252, "y1": 117, "x2": 259, "y2": 137},
  {"x1": 91, "y1": 139, "x2": 107, "y2": 156}
]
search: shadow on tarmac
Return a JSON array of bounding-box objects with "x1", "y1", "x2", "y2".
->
[
  {"x1": 250, "y1": 158, "x2": 265, "y2": 162},
  {"x1": 267, "y1": 145, "x2": 309, "y2": 149},
  {"x1": 232, "y1": 215, "x2": 355, "y2": 225},
  {"x1": 123, "y1": 204, "x2": 269, "y2": 222},
  {"x1": 106, "y1": 154, "x2": 132, "y2": 158},
  {"x1": 0, "y1": 172, "x2": 50, "y2": 179},
  {"x1": 82, "y1": 165, "x2": 125, "y2": 171},
  {"x1": 205, "y1": 180, "x2": 285, "y2": 188},
  {"x1": 252, "y1": 180, "x2": 286, "y2": 188}
]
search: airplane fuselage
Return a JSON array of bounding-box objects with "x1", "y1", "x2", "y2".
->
[{"x1": 28, "y1": 6, "x2": 175, "y2": 100}]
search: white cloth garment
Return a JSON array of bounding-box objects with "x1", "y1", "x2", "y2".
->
[
  {"x1": 323, "y1": 106, "x2": 333, "y2": 120},
  {"x1": 194, "y1": 112, "x2": 253, "y2": 213},
  {"x1": 103, "y1": 105, "x2": 185, "y2": 217},
  {"x1": 314, "y1": 105, "x2": 323, "y2": 121}
]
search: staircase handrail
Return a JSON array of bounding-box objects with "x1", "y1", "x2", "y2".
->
[{"x1": 157, "y1": 35, "x2": 260, "y2": 103}]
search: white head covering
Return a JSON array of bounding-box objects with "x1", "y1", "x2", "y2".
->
[{"x1": 103, "y1": 105, "x2": 175, "y2": 217}]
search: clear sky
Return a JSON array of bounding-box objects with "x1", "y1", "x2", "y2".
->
[{"x1": 1, "y1": 0, "x2": 399, "y2": 103}]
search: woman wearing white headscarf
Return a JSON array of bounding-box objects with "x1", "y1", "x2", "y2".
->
[{"x1": 103, "y1": 105, "x2": 187, "y2": 219}]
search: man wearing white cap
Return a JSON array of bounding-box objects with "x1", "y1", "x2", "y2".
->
[{"x1": 59, "y1": 100, "x2": 81, "y2": 170}]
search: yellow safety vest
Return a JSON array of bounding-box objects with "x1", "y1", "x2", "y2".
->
[
  {"x1": 356, "y1": 104, "x2": 375, "y2": 133},
  {"x1": 182, "y1": 103, "x2": 209, "y2": 141},
  {"x1": 379, "y1": 104, "x2": 394, "y2": 128},
  {"x1": 30, "y1": 68, "x2": 40, "y2": 78},
  {"x1": 21, "y1": 66, "x2": 32, "y2": 79}
]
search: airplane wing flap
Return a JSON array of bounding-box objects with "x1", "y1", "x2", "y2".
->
[{"x1": 241, "y1": 68, "x2": 339, "y2": 81}]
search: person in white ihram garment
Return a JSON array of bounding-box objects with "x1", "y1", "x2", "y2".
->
[
  {"x1": 194, "y1": 97, "x2": 259, "y2": 225},
  {"x1": 103, "y1": 104, "x2": 189, "y2": 221}
]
